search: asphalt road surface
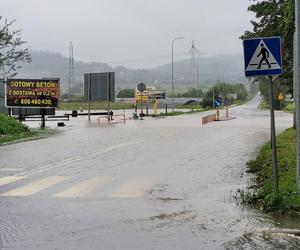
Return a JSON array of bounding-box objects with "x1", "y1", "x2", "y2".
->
[{"x1": 0, "y1": 95, "x2": 299, "y2": 250}]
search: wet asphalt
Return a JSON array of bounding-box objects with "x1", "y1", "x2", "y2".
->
[{"x1": 0, "y1": 95, "x2": 299, "y2": 250}]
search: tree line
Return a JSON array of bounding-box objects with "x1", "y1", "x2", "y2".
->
[
  {"x1": 241, "y1": 0, "x2": 295, "y2": 106},
  {"x1": 117, "y1": 83, "x2": 248, "y2": 108}
]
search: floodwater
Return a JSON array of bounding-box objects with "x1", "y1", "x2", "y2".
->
[{"x1": 0, "y1": 95, "x2": 299, "y2": 249}]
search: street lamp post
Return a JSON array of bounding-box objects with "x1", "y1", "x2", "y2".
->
[
  {"x1": 212, "y1": 64, "x2": 216, "y2": 109},
  {"x1": 196, "y1": 55, "x2": 200, "y2": 107},
  {"x1": 171, "y1": 36, "x2": 184, "y2": 112}
]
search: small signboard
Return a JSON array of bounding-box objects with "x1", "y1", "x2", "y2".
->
[
  {"x1": 243, "y1": 36, "x2": 282, "y2": 77},
  {"x1": 278, "y1": 93, "x2": 284, "y2": 101},
  {"x1": 135, "y1": 93, "x2": 148, "y2": 103},
  {"x1": 135, "y1": 87, "x2": 166, "y2": 103},
  {"x1": 5, "y1": 79, "x2": 59, "y2": 108}
]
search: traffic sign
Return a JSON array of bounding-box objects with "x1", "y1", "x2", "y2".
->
[
  {"x1": 215, "y1": 98, "x2": 222, "y2": 107},
  {"x1": 278, "y1": 93, "x2": 284, "y2": 101},
  {"x1": 243, "y1": 36, "x2": 282, "y2": 77},
  {"x1": 137, "y1": 82, "x2": 146, "y2": 92}
]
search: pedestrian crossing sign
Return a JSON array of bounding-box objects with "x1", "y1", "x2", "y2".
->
[{"x1": 243, "y1": 36, "x2": 282, "y2": 77}]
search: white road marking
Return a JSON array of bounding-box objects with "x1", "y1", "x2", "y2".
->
[
  {"x1": 54, "y1": 176, "x2": 113, "y2": 198},
  {"x1": 0, "y1": 176, "x2": 26, "y2": 186},
  {"x1": 16, "y1": 156, "x2": 82, "y2": 177},
  {"x1": 0, "y1": 176, "x2": 69, "y2": 196},
  {"x1": 0, "y1": 168, "x2": 23, "y2": 171},
  {"x1": 16, "y1": 139, "x2": 149, "y2": 178},
  {"x1": 110, "y1": 177, "x2": 152, "y2": 198}
]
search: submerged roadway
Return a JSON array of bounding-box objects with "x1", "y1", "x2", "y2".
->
[{"x1": 0, "y1": 95, "x2": 299, "y2": 249}]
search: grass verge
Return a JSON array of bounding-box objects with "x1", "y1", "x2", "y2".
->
[
  {"x1": 0, "y1": 113, "x2": 58, "y2": 145},
  {"x1": 58, "y1": 101, "x2": 134, "y2": 111},
  {"x1": 239, "y1": 128, "x2": 300, "y2": 214},
  {"x1": 259, "y1": 99, "x2": 269, "y2": 109},
  {"x1": 152, "y1": 110, "x2": 203, "y2": 117},
  {"x1": 283, "y1": 102, "x2": 294, "y2": 113}
]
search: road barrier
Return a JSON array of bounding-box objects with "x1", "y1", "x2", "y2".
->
[
  {"x1": 202, "y1": 107, "x2": 233, "y2": 124},
  {"x1": 216, "y1": 109, "x2": 220, "y2": 121},
  {"x1": 202, "y1": 114, "x2": 216, "y2": 125},
  {"x1": 215, "y1": 106, "x2": 236, "y2": 122},
  {"x1": 97, "y1": 112, "x2": 126, "y2": 124}
]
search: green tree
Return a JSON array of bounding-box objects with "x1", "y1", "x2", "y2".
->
[
  {"x1": 178, "y1": 87, "x2": 203, "y2": 98},
  {"x1": 202, "y1": 83, "x2": 248, "y2": 108},
  {"x1": 117, "y1": 88, "x2": 135, "y2": 98},
  {"x1": 235, "y1": 83, "x2": 248, "y2": 100},
  {"x1": 249, "y1": 81, "x2": 259, "y2": 95},
  {"x1": 0, "y1": 17, "x2": 31, "y2": 78},
  {"x1": 241, "y1": 0, "x2": 295, "y2": 94}
]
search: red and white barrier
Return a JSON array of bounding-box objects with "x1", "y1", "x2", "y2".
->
[{"x1": 202, "y1": 114, "x2": 216, "y2": 125}]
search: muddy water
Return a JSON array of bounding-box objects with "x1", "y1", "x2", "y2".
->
[{"x1": 0, "y1": 95, "x2": 299, "y2": 249}]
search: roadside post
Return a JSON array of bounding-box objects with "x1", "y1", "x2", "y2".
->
[
  {"x1": 153, "y1": 99, "x2": 158, "y2": 116},
  {"x1": 216, "y1": 109, "x2": 220, "y2": 121},
  {"x1": 243, "y1": 36, "x2": 283, "y2": 193}
]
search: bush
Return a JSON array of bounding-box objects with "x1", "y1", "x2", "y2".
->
[
  {"x1": 241, "y1": 128, "x2": 300, "y2": 213},
  {"x1": 117, "y1": 88, "x2": 135, "y2": 98},
  {"x1": 0, "y1": 113, "x2": 29, "y2": 135}
]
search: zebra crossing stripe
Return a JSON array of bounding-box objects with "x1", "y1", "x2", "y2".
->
[
  {"x1": 110, "y1": 177, "x2": 151, "y2": 198},
  {"x1": 0, "y1": 176, "x2": 69, "y2": 196},
  {"x1": 0, "y1": 176, "x2": 26, "y2": 186},
  {"x1": 54, "y1": 176, "x2": 113, "y2": 198}
]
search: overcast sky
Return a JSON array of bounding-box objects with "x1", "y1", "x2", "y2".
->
[{"x1": 1, "y1": 0, "x2": 255, "y2": 69}]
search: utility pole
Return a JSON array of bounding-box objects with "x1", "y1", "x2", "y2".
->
[
  {"x1": 295, "y1": 0, "x2": 300, "y2": 193},
  {"x1": 196, "y1": 56, "x2": 200, "y2": 107},
  {"x1": 190, "y1": 40, "x2": 199, "y2": 105},
  {"x1": 68, "y1": 41, "x2": 74, "y2": 95},
  {"x1": 171, "y1": 36, "x2": 184, "y2": 112}
]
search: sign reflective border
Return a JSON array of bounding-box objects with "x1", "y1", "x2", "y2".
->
[
  {"x1": 5, "y1": 78, "x2": 60, "y2": 108},
  {"x1": 243, "y1": 36, "x2": 282, "y2": 77}
]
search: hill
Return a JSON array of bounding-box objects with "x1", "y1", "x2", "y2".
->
[{"x1": 17, "y1": 51, "x2": 247, "y2": 94}]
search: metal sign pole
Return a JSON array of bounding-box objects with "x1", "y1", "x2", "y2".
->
[
  {"x1": 212, "y1": 87, "x2": 215, "y2": 109},
  {"x1": 140, "y1": 90, "x2": 143, "y2": 120},
  {"x1": 41, "y1": 108, "x2": 46, "y2": 129},
  {"x1": 88, "y1": 74, "x2": 91, "y2": 122},
  {"x1": 269, "y1": 76, "x2": 279, "y2": 193},
  {"x1": 107, "y1": 73, "x2": 110, "y2": 121},
  {"x1": 243, "y1": 36, "x2": 282, "y2": 193}
]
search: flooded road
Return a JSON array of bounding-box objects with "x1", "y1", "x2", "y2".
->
[{"x1": 0, "y1": 95, "x2": 299, "y2": 249}]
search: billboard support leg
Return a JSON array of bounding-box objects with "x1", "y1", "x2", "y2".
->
[{"x1": 41, "y1": 108, "x2": 46, "y2": 129}]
